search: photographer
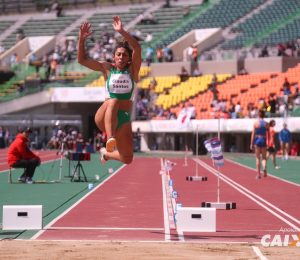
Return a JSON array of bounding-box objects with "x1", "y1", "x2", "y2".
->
[{"x1": 7, "y1": 128, "x2": 41, "y2": 184}]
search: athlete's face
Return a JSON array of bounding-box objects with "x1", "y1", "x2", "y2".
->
[{"x1": 113, "y1": 47, "x2": 130, "y2": 69}]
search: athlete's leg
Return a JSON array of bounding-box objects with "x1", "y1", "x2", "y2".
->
[
  {"x1": 95, "y1": 101, "x2": 108, "y2": 132},
  {"x1": 261, "y1": 147, "x2": 267, "y2": 177},
  {"x1": 104, "y1": 98, "x2": 119, "y2": 139},
  {"x1": 103, "y1": 122, "x2": 133, "y2": 164},
  {"x1": 285, "y1": 142, "x2": 290, "y2": 160},
  {"x1": 105, "y1": 98, "x2": 119, "y2": 152},
  {"x1": 255, "y1": 146, "x2": 261, "y2": 178}
]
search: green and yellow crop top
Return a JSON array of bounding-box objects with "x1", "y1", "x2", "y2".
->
[{"x1": 105, "y1": 66, "x2": 135, "y2": 100}]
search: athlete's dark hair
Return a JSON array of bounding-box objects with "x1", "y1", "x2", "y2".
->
[
  {"x1": 269, "y1": 119, "x2": 275, "y2": 126},
  {"x1": 113, "y1": 41, "x2": 133, "y2": 60},
  {"x1": 258, "y1": 110, "x2": 265, "y2": 118}
]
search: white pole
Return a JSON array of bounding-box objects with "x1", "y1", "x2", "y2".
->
[
  {"x1": 217, "y1": 114, "x2": 221, "y2": 202},
  {"x1": 217, "y1": 167, "x2": 220, "y2": 203},
  {"x1": 184, "y1": 145, "x2": 188, "y2": 166},
  {"x1": 58, "y1": 142, "x2": 64, "y2": 182},
  {"x1": 196, "y1": 125, "x2": 199, "y2": 177}
]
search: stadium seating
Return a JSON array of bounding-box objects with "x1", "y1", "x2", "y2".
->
[
  {"x1": 2, "y1": 15, "x2": 81, "y2": 50},
  {"x1": 155, "y1": 74, "x2": 231, "y2": 111},
  {"x1": 157, "y1": 0, "x2": 264, "y2": 51},
  {"x1": 222, "y1": 0, "x2": 300, "y2": 49},
  {"x1": 258, "y1": 17, "x2": 300, "y2": 47}
]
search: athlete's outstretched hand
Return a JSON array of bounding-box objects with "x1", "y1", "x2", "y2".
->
[
  {"x1": 113, "y1": 16, "x2": 123, "y2": 33},
  {"x1": 79, "y1": 22, "x2": 93, "y2": 40}
]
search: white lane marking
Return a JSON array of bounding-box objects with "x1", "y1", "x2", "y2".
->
[
  {"x1": 196, "y1": 158, "x2": 300, "y2": 231},
  {"x1": 46, "y1": 227, "x2": 164, "y2": 231},
  {"x1": 202, "y1": 159, "x2": 300, "y2": 226},
  {"x1": 252, "y1": 246, "x2": 268, "y2": 260},
  {"x1": 161, "y1": 158, "x2": 171, "y2": 242},
  {"x1": 226, "y1": 158, "x2": 300, "y2": 187}
]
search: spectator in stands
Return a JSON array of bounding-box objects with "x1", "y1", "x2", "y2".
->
[
  {"x1": 29, "y1": 53, "x2": 42, "y2": 77},
  {"x1": 282, "y1": 77, "x2": 291, "y2": 110},
  {"x1": 295, "y1": 39, "x2": 300, "y2": 57},
  {"x1": 187, "y1": 45, "x2": 194, "y2": 62},
  {"x1": 42, "y1": 54, "x2": 51, "y2": 81},
  {"x1": 16, "y1": 28, "x2": 25, "y2": 43},
  {"x1": 16, "y1": 82, "x2": 25, "y2": 95},
  {"x1": 156, "y1": 46, "x2": 163, "y2": 62},
  {"x1": 277, "y1": 43, "x2": 286, "y2": 56},
  {"x1": 187, "y1": 101, "x2": 196, "y2": 119},
  {"x1": 267, "y1": 120, "x2": 280, "y2": 170},
  {"x1": 7, "y1": 127, "x2": 41, "y2": 184},
  {"x1": 78, "y1": 16, "x2": 141, "y2": 164},
  {"x1": 210, "y1": 73, "x2": 219, "y2": 102},
  {"x1": 293, "y1": 84, "x2": 300, "y2": 108},
  {"x1": 163, "y1": 45, "x2": 173, "y2": 62},
  {"x1": 178, "y1": 66, "x2": 189, "y2": 81},
  {"x1": 279, "y1": 123, "x2": 292, "y2": 161},
  {"x1": 259, "y1": 45, "x2": 269, "y2": 57},
  {"x1": 52, "y1": 1, "x2": 63, "y2": 17},
  {"x1": 267, "y1": 94, "x2": 277, "y2": 117},
  {"x1": 144, "y1": 33, "x2": 153, "y2": 43},
  {"x1": 250, "y1": 110, "x2": 269, "y2": 179},
  {"x1": 50, "y1": 58, "x2": 58, "y2": 79},
  {"x1": 10, "y1": 53, "x2": 20, "y2": 69},
  {"x1": 192, "y1": 45, "x2": 198, "y2": 62},
  {"x1": 139, "y1": 13, "x2": 157, "y2": 25},
  {"x1": 145, "y1": 45, "x2": 154, "y2": 66}
]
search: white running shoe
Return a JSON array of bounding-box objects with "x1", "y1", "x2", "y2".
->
[
  {"x1": 275, "y1": 166, "x2": 280, "y2": 170},
  {"x1": 106, "y1": 137, "x2": 116, "y2": 152},
  {"x1": 99, "y1": 148, "x2": 107, "y2": 164}
]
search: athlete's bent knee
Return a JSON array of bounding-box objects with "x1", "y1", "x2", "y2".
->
[{"x1": 121, "y1": 155, "x2": 133, "y2": 164}]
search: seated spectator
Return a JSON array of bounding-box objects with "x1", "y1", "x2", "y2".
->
[
  {"x1": 140, "y1": 13, "x2": 157, "y2": 25},
  {"x1": 259, "y1": 45, "x2": 269, "y2": 57},
  {"x1": 7, "y1": 127, "x2": 41, "y2": 184},
  {"x1": 267, "y1": 94, "x2": 277, "y2": 117},
  {"x1": 16, "y1": 28, "x2": 25, "y2": 43},
  {"x1": 163, "y1": 45, "x2": 173, "y2": 62},
  {"x1": 145, "y1": 46, "x2": 154, "y2": 67},
  {"x1": 156, "y1": 46, "x2": 163, "y2": 62},
  {"x1": 178, "y1": 66, "x2": 189, "y2": 81}
]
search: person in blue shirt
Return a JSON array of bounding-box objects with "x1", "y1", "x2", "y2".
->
[
  {"x1": 279, "y1": 123, "x2": 292, "y2": 160},
  {"x1": 250, "y1": 110, "x2": 269, "y2": 179}
]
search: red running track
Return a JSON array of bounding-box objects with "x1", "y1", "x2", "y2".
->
[
  {"x1": 7, "y1": 154, "x2": 297, "y2": 243},
  {"x1": 166, "y1": 157, "x2": 300, "y2": 242},
  {"x1": 36, "y1": 157, "x2": 166, "y2": 241}
]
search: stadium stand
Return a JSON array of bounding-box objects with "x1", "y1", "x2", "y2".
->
[
  {"x1": 1, "y1": 15, "x2": 81, "y2": 50},
  {"x1": 221, "y1": 0, "x2": 300, "y2": 49},
  {"x1": 155, "y1": 0, "x2": 265, "y2": 51}
]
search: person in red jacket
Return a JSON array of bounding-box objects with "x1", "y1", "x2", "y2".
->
[{"x1": 7, "y1": 127, "x2": 41, "y2": 184}]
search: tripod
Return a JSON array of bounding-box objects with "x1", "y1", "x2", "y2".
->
[{"x1": 71, "y1": 160, "x2": 87, "y2": 182}]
